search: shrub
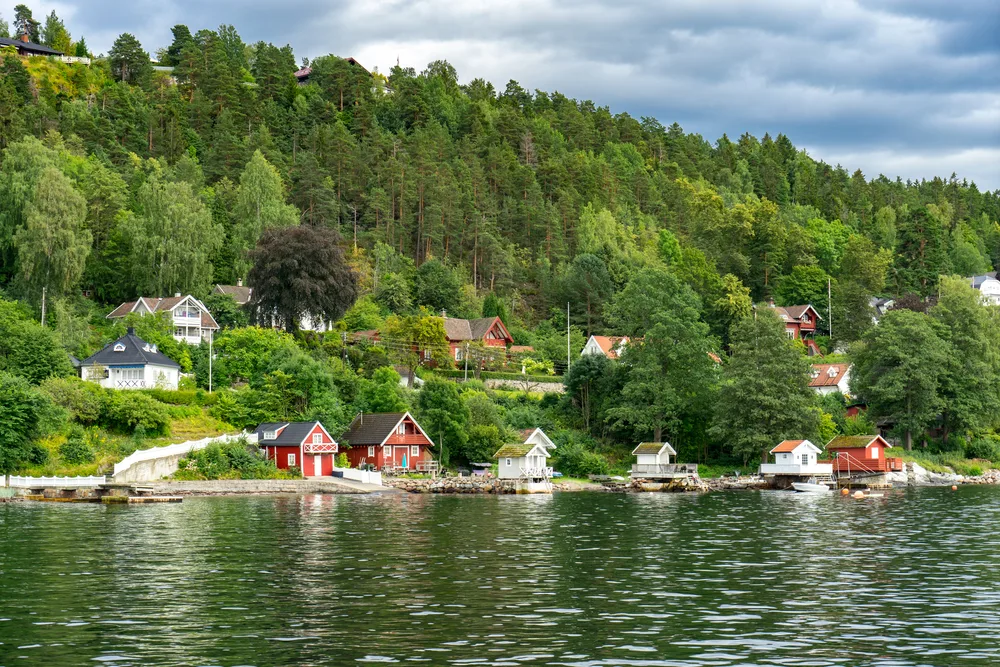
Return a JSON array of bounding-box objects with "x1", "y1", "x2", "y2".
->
[
  {"x1": 336, "y1": 453, "x2": 350, "y2": 468},
  {"x1": 100, "y1": 391, "x2": 171, "y2": 436},
  {"x1": 175, "y1": 438, "x2": 286, "y2": 480},
  {"x1": 40, "y1": 377, "x2": 104, "y2": 424},
  {"x1": 59, "y1": 428, "x2": 95, "y2": 464},
  {"x1": 553, "y1": 441, "x2": 610, "y2": 478},
  {"x1": 964, "y1": 437, "x2": 1000, "y2": 462}
]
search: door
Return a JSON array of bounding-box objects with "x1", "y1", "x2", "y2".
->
[{"x1": 314, "y1": 455, "x2": 323, "y2": 476}]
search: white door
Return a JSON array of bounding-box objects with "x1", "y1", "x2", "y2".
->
[{"x1": 314, "y1": 455, "x2": 323, "y2": 476}]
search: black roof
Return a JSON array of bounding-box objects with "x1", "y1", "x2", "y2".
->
[
  {"x1": 253, "y1": 422, "x2": 322, "y2": 446},
  {"x1": 339, "y1": 413, "x2": 408, "y2": 446},
  {"x1": 0, "y1": 37, "x2": 63, "y2": 55},
  {"x1": 81, "y1": 331, "x2": 180, "y2": 369}
]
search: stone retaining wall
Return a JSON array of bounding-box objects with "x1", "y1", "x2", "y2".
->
[{"x1": 385, "y1": 477, "x2": 511, "y2": 494}]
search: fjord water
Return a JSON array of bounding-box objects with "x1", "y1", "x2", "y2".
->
[{"x1": 2, "y1": 489, "x2": 999, "y2": 666}]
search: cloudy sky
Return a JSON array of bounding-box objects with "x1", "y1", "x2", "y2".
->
[{"x1": 6, "y1": 0, "x2": 998, "y2": 189}]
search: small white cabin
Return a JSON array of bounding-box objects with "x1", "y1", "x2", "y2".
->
[
  {"x1": 632, "y1": 442, "x2": 676, "y2": 467},
  {"x1": 80, "y1": 328, "x2": 181, "y2": 390},
  {"x1": 759, "y1": 440, "x2": 833, "y2": 476},
  {"x1": 494, "y1": 442, "x2": 552, "y2": 481},
  {"x1": 971, "y1": 275, "x2": 1000, "y2": 306}
]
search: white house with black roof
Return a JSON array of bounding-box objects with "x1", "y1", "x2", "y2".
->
[{"x1": 80, "y1": 328, "x2": 181, "y2": 390}]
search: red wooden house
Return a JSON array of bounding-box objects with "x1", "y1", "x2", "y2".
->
[
  {"x1": 340, "y1": 412, "x2": 436, "y2": 471},
  {"x1": 768, "y1": 302, "x2": 822, "y2": 355},
  {"x1": 443, "y1": 316, "x2": 513, "y2": 363},
  {"x1": 254, "y1": 422, "x2": 338, "y2": 477},
  {"x1": 823, "y1": 435, "x2": 903, "y2": 474}
]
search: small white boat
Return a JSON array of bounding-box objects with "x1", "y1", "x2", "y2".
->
[{"x1": 792, "y1": 478, "x2": 831, "y2": 493}]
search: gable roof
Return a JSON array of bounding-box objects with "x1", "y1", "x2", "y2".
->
[
  {"x1": 631, "y1": 442, "x2": 677, "y2": 456},
  {"x1": 826, "y1": 435, "x2": 887, "y2": 450},
  {"x1": 442, "y1": 316, "x2": 512, "y2": 343},
  {"x1": 253, "y1": 421, "x2": 332, "y2": 446},
  {"x1": 521, "y1": 427, "x2": 556, "y2": 450},
  {"x1": 494, "y1": 442, "x2": 549, "y2": 459},
  {"x1": 107, "y1": 295, "x2": 219, "y2": 330},
  {"x1": 770, "y1": 439, "x2": 820, "y2": 454},
  {"x1": 339, "y1": 412, "x2": 433, "y2": 447},
  {"x1": 809, "y1": 364, "x2": 851, "y2": 388},
  {"x1": 586, "y1": 335, "x2": 629, "y2": 359},
  {"x1": 0, "y1": 36, "x2": 63, "y2": 55},
  {"x1": 214, "y1": 284, "x2": 252, "y2": 305},
  {"x1": 770, "y1": 303, "x2": 822, "y2": 324},
  {"x1": 81, "y1": 331, "x2": 181, "y2": 369}
]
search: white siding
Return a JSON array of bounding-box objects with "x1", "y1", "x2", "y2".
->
[{"x1": 84, "y1": 363, "x2": 179, "y2": 390}]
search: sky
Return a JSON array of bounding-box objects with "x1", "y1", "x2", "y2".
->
[{"x1": 5, "y1": 0, "x2": 998, "y2": 190}]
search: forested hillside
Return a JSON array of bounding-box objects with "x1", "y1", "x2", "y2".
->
[{"x1": 2, "y1": 7, "x2": 999, "y2": 477}]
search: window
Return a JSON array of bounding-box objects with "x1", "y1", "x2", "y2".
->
[
  {"x1": 288, "y1": 453, "x2": 296, "y2": 467},
  {"x1": 397, "y1": 423, "x2": 406, "y2": 435},
  {"x1": 801, "y1": 453, "x2": 809, "y2": 465},
  {"x1": 455, "y1": 347, "x2": 463, "y2": 361},
  {"x1": 175, "y1": 328, "x2": 184, "y2": 338},
  {"x1": 411, "y1": 445, "x2": 420, "y2": 457},
  {"x1": 114, "y1": 343, "x2": 126, "y2": 352},
  {"x1": 870, "y1": 446, "x2": 879, "y2": 459},
  {"x1": 368, "y1": 446, "x2": 375, "y2": 457},
  {"x1": 505, "y1": 458, "x2": 512, "y2": 466},
  {"x1": 786, "y1": 329, "x2": 795, "y2": 339},
  {"x1": 264, "y1": 431, "x2": 276, "y2": 441},
  {"x1": 423, "y1": 349, "x2": 431, "y2": 360},
  {"x1": 383, "y1": 445, "x2": 390, "y2": 456},
  {"x1": 312, "y1": 433, "x2": 323, "y2": 444}
]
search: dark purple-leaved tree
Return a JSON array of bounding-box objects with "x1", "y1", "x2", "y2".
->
[{"x1": 248, "y1": 226, "x2": 358, "y2": 333}]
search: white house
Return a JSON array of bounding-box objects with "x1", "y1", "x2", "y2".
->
[
  {"x1": 107, "y1": 295, "x2": 219, "y2": 345},
  {"x1": 80, "y1": 328, "x2": 181, "y2": 390},
  {"x1": 494, "y1": 442, "x2": 553, "y2": 481},
  {"x1": 759, "y1": 440, "x2": 833, "y2": 476},
  {"x1": 631, "y1": 442, "x2": 677, "y2": 474},
  {"x1": 521, "y1": 427, "x2": 556, "y2": 451},
  {"x1": 581, "y1": 335, "x2": 630, "y2": 359},
  {"x1": 808, "y1": 364, "x2": 852, "y2": 396},
  {"x1": 970, "y1": 275, "x2": 1000, "y2": 305}
]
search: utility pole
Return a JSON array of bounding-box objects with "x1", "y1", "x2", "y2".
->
[
  {"x1": 208, "y1": 329, "x2": 213, "y2": 393},
  {"x1": 40, "y1": 286, "x2": 47, "y2": 327},
  {"x1": 566, "y1": 302, "x2": 570, "y2": 373},
  {"x1": 464, "y1": 342, "x2": 469, "y2": 381}
]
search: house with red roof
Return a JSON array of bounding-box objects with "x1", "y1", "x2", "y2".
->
[
  {"x1": 253, "y1": 421, "x2": 338, "y2": 476},
  {"x1": 339, "y1": 412, "x2": 436, "y2": 472},
  {"x1": 581, "y1": 335, "x2": 630, "y2": 360},
  {"x1": 809, "y1": 363, "x2": 852, "y2": 395},
  {"x1": 107, "y1": 294, "x2": 219, "y2": 345},
  {"x1": 759, "y1": 440, "x2": 832, "y2": 476}
]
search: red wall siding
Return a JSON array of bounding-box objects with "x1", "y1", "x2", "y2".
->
[{"x1": 266, "y1": 446, "x2": 302, "y2": 470}]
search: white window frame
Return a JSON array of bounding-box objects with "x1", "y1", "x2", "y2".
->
[
  {"x1": 288, "y1": 453, "x2": 296, "y2": 467},
  {"x1": 505, "y1": 458, "x2": 512, "y2": 466},
  {"x1": 312, "y1": 433, "x2": 323, "y2": 444},
  {"x1": 870, "y1": 447, "x2": 879, "y2": 459},
  {"x1": 114, "y1": 343, "x2": 126, "y2": 352},
  {"x1": 264, "y1": 431, "x2": 276, "y2": 441},
  {"x1": 383, "y1": 445, "x2": 390, "y2": 456},
  {"x1": 801, "y1": 453, "x2": 809, "y2": 466},
  {"x1": 411, "y1": 445, "x2": 420, "y2": 457},
  {"x1": 368, "y1": 446, "x2": 375, "y2": 457}
]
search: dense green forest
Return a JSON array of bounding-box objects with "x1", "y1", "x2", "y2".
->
[{"x1": 2, "y1": 6, "x2": 999, "y2": 478}]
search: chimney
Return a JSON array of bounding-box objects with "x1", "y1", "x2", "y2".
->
[
  {"x1": 236, "y1": 278, "x2": 243, "y2": 287},
  {"x1": 19, "y1": 31, "x2": 30, "y2": 43},
  {"x1": 174, "y1": 292, "x2": 182, "y2": 298},
  {"x1": 127, "y1": 327, "x2": 135, "y2": 336}
]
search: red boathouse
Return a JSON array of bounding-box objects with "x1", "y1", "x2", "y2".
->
[
  {"x1": 339, "y1": 412, "x2": 435, "y2": 472},
  {"x1": 253, "y1": 421, "x2": 338, "y2": 477},
  {"x1": 823, "y1": 435, "x2": 903, "y2": 474}
]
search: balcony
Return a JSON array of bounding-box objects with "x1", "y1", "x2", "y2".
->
[
  {"x1": 760, "y1": 463, "x2": 833, "y2": 475},
  {"x1": 631, "y1": 463, "x2": 699, "y2": 478},
  {"x1": 116, "y1": 380, "x2": 146, "y2": 389},
  {"x1": 385, "y1": 434, "x2": 428, "y2": 445},
  {"x1": 520, "y1": 466, "x2": 553, "y2": 479},
  {"x1": 304, "y1": 443, "x2": 338, "y2": 454}
]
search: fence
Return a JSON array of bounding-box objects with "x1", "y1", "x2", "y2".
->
[
  {"x1": 113, "y1": 432, "x2": 255, "y2": 482},
  {"x1": 7, "y1": 475, "x2": 106, "y2": 488}
]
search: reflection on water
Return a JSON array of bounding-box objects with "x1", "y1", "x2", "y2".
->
[{"x1": 1, "y1": 488, "x2": 999, "y2": 666}]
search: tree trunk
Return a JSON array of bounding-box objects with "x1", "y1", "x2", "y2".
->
[
  {"x1": 653, "y1": 424, "x2": 662, "y2": 443},
  {"x1": 905, "y1": 429, "x2": 913, "y2": 451}
]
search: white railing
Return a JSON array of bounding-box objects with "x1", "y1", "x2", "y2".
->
[
  {"x1": 520, "y1": 466, "x2": 553, "y2": 479},
  {"x1": 335, "y1": 468, "x2": 382, "y2": 486},
  {"x1": 117, "y1": 380, "x2": 146, "y2": 389},
  {"x1": 113, "y1": 432, "x2": 255, "y2": 478},
  {"x1": 7, "y1": 475, "x2": 105, "y2": 488},
  {"x1": 759, "y1": 463, "x2": 834, "y2": 475}
]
